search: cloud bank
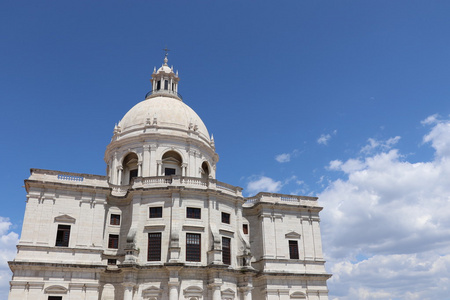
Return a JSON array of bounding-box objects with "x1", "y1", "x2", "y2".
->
[
  {"x1": 0, "y1": 217, "x2": 19, "y2": 299},
  {"x1": 319, "y1": 115, "x2": 450, "y2": 299}
]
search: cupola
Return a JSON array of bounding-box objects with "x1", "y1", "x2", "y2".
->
[{"x1": 146, "y1": 53, "x2": 181, "y2": 101}]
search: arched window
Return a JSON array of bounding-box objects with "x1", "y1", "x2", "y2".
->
[
  {"x1": 122, "y1": 153, "x2": 138, "y2": 185},
  {"x1": 162, "y1": 151, "x2": 182, "y2": 176},
  {"x1": 201, "y1": 161, "x2": 210, "y2": 179}
]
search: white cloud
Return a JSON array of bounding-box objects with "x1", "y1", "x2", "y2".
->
[
  {"x1": 318, "y1": 134, "x2": 331, "y2": 145},
  {"x1": 421, "y1": 113, "x2": 439, "y2": 125},
  {"x1": 275, "y1": 153, "x2": 291, "y2": 163},
  {"x1": 318, "y1": 130, "x2": 337, "y2": 145},
  {"x1": 275, "y1": 149, "x2": 300, "y2": 163},
  {"x1": 319, "y1": 116, "x2": 450, "y2": 299},
  {"x1": 247, "y1": 176, "x2": 282, "y2": 194},
  {"x1": 423, "y1": 120, "x2": 450, "y2": 159},
  {"x1": 360, "y1": 136, "x2": 401, "y2": 154},
  {"x1": 0, "y1": 217, "x2": 19, "y2": 300}
]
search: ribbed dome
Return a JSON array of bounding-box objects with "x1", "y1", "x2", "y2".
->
[{"x1": 117, "y1": 96, "x2": 210, "y2": 143}]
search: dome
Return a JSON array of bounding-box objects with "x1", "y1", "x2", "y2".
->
[
  {"x1": 157, "y1": 65, "x2": 172, "y2": 73},
  {"x1": 117, "y1": 96, "x2": 210, "y2": 143}
]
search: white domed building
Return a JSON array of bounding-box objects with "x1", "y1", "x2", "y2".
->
[{"x1": 8, "y1": 56, "x2": 331, "y2": 300}]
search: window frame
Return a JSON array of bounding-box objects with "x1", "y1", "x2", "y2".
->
[
  {"x1": 55, "y1": 224, "x2": 71, "y2": 247},
  {"x1": 108, "y1": 234, "x2": 119, "y2": 249},
  {"x1": 222, "y1": 237, "x2": 231, "y2": 265},
  {"x1": 147, "y1": 232, "x2": 162, "y2": 261},
  {"x1": 186, "y1": 233, "x2": 201, "y2": 262},
  {"x1": 110, "y1": 214, "x2": 121, "y2": 226},
  {"x1": 165, "y1": 167, "x2": 176, "y2": 175},
  {"x1": 242, "y1": 224, "x2": 249, "y2": 234},
  {"x1": 221, "y1": 212, "x2": 230, "y2": 224},
  {"x1": 289, "y1": 240, "x2": 299, "y2": 259},
  {"x1": 149, "y1": 206, "x2": 163, "y2": 218},
  {"x1": 48, "y1": 297, "x2": 63, "y2": 300},
  {"x1": 186, "y1": 207, "x2": 201, "y2": 219}
]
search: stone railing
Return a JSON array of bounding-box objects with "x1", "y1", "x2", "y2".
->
[
  {"x1": 132, "y1": 176, "x2": 242, "y2": 197},
  {"x1": 243, "y1": 192, "x2": 319, "y2": 207},
  {"x1": 29, "y1": 169, "x2": 108, "y2": 188}
]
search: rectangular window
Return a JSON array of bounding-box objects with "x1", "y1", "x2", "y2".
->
[
  {"x1": 149, "y1": 207, "x2": 163, "y2": 218},
  {"x1": 221, "y1": 212, "x2": 230, "y2": 224},
  {"x1": 107, "y1": 259, "x2": 117, "y2": 265},
  {"x1": 186, "y1": 207, "x2": 201, "y2": 219},
  {"x1": 243, "y1": 224, "x2": 249, "y2": 234},
  {"x1": 129, "y1": 169, "x2": 138, "y2": 182},
  {"x1": 186, "y1": 233, "x2": 201, "y2": 262},
  {"x1": 222, "y1": 237, "x2": 231, "y2": 265},
  {"x1": 55, "y1": 224, "x2": 71, "y2": 247},
  {"x1": 108, "y1": 234, "x2": 119, "y2": 249},
  {"x1": 148, "y1": 232, "x2": 162, "y2": 261},
  {"x1": 110, "y1": 214, "x2": 120, "y2": 225},
  {"x1": 165, "y1": 168, "x2": 176, "y2": 175},
  {"x1": 164, "y1": 80, "x2": 169, "y2": 90},
  {"x1": 48, "y1": 297, "x2": 63, "y2": 300},
  {"x1": 289, "y1": 240, "x2": 299, "y2": 259}
]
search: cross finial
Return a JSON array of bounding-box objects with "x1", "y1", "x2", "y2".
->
[
  {"x1": 163, "y1": 47, "x2": 170, "y2": 57},
  {"x1": 163, "y1": 47, "x2": 170, "y2": 65}
]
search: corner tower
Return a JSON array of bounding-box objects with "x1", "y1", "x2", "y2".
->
[{"x1": 104, "y1": 55, "x2": 218, "y2": 193}]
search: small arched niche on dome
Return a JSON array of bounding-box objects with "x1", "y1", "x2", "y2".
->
[
  {"x1": 201, "y1": 161, "x2": 210, "y2": 180},
  {"x1": 122, "y1": 152, "x2": 139, "y2": 185},
  {"x1": 161, "y1": 151, "x2": 182, "y2": 176}
]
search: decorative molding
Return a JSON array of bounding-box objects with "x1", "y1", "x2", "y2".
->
[
  {"x1": 221, "y1": 288, "x2": 235, "y2": 299},
  {"x1": 44, "y1": 285, "x2": 68, "y2": 294},
  {"x1": 144, "y1": 224, "x2": 166, "y2": 231},
  {"x1": 54, "y1": 214, "x2": 76, "y2": 224},
  {"x1": 183, "y1": 285, "x2": 203, "y2": 298},
  {"x1": 182, "y1": 224, "x2": 205, "y2": 232},
  {"x1": 285, "y1": 231, "x2": 301, "y2": 239},
  {"x1": 142, "y1": 285, "x2": 162, "y2": 298},
  {"x1": 290, "y1": 291, "x2": 307, "y2": 298}
]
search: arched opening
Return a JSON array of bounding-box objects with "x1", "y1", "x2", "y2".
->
[
  {"x1": 162, "y1": 151, "x2": 182, "y2": 176},
  {"x1": 201, "y1": 161, "x2": 210, "y2": 180},
  {"x1": 122, "y1": 153, "x2": 138, "y2": 185}
]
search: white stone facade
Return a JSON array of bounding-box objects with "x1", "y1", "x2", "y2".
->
[{"x1": 8, "y1": 56, "x2": 331, "y2": 300}]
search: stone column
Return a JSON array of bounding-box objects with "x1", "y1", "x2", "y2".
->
[
  {"x1": 311, "y1": 215, "x2": 324, "y2": 259},
  {"x1": 123, "y1": 283, "x2": 134, "y2": 300},
  {"x1": 157, "y1": 160, "x2": 162, "y2": 176},
  {"x1": 181, "y1": 163, "x2": 187, "y2": 177},
  {"x1": 212, "y1": 285, "x2": 221, "y2": 300},
  {"x1": 117, "y1": 166, "x2": 123, "y2": 185},
  {"x1": 240, "y1": 286, "x2": 253, "y2": 300},
  {"x1": 142, "y1": 145, "x2": 150, "y2": 177},
  {"x1": 138, "y1": 161, "x2": 142, "y2": 177},
  {"x1": 208, "y1": 278, "x2": 223, "y2": 300},
  {"x1": 168, "y1": 281, "x2": 179, "y2": 300},
  {"x1": 302, "y1": 215, "x2": 314, "y2": 260},
  {"x1": 261, "y1": 213, "x2": 275, "y2": 258}
]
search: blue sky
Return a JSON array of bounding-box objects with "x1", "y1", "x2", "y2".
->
[{"x1": 2, "y1": 1, "x2": 450, "y2": 299}]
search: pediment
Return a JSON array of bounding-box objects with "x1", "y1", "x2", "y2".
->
[
  {"x1": 183, "y1": 285, "x2": 203, "y2": 297},
  {"x1": 290, "y1": 291, "x2": 307, "y2": 298},
  {"x1": 221, "y1": 288, "x2": 235, "y2": 297},
  {"x1": 142, "y1": 285, "x2": 162, "y2": 297},
  {"x1": 44, "y1": 285, "x2": 68, "y2": 294},
  {"x1": 285, "y1": 231, "x2": 301, "y2": 239},
  {"x1": 54, "y1": 214, "x2": 76, "y2": 224}
]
